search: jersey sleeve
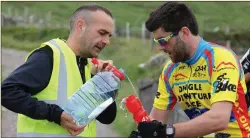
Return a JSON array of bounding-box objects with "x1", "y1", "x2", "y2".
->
[
  {"x1": 153, "y1": 61, "x2": 177, "y2": 110},
  {"x1": 210, "y1": 48, "x2": 241, "y2": 104}
]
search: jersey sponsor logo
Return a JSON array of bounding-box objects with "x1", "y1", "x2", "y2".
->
[
  {"x1": 213, "y1": 73, "x2": 236, "y2": 93},
  {"x1": 173, "y1": 73, "x2": 187, "y2": 81},
  {"x1": 179, "y1": 84, "x2": 202, "y2": 92},
  {"x1": 195, "y1": 65, "x2": 207, "y2": 72},
  {"x1": 233, "y1": 89, "x2": 250, "y2": 137},
  {"x1": 192, "y1": 72, "x2": 206, "y2": 78},
  {"x1": 178, "y1": 93, "x2": 211, "y2": 102},
  {"x1": 215, "y1": 133, "x2": 231, "y2": 138},
  {"x1": 179, "y1": 66, "x2": 185, "y2": 70},
  {"x1": 215, "y1": 61, "x2": 236, "y2": 72},
  {"x1": 239, "y1": 115, "x2": 250, "y2": 137},
  {"x1": 155, "y1": 92, "x2": 161, "y2": 99},
  {"x1": 193, "y1": 65, "x2": 207, "y2": 77},
  {"x1": 173, "y1": 73, "x2": 187, "y2": 78}
]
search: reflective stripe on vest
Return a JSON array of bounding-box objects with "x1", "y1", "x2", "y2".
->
[
  {"x1": 43, "y1": 39, "x2": 67, "y2": 106},
  {"x1": 17, "y1": 39, "x2": 95, "y2": 137}
]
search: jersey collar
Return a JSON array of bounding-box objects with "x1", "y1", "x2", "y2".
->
[{"x1": 184, "y1": 37, "x2": 208, "y2": 65}]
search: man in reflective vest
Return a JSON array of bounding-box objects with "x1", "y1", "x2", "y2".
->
[{"x1": 2, "y1": 4, "x2": 116, "y2": 137}]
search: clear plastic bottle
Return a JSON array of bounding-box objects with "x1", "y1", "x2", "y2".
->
[{"x1": 62, "y1": 61, "x2": 125, "y2": 126}]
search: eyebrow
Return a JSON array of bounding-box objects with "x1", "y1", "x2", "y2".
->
[{"x1": 100, "y1": 29, "x2": 112, "y2": 37}]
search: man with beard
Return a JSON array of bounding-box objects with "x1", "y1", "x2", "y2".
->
[
  {"x1": 129, "y1": 2, "x2": 249, "y2": 138},
  {"x1": 2, "y1": 5, "x2": 117, "y2": 137}
]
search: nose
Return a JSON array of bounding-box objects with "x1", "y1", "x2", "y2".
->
[
  {"x1": 102, "y1": 36, "x2": 110, "y2": 46},
  {"x1": 157, "y1": 46, "x2": 165, "y2": 51}
]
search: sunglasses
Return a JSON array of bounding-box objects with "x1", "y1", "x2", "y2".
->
[{"x1": 154, "y1": 32, "x2": 177, "y2": 47}]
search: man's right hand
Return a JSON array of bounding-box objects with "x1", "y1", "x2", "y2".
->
[{"x1": 60, "y1": 111, "x2": 85, "y2": 136}]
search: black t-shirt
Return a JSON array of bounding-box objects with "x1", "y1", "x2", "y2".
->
[{"x1": 1, "y1": 46, "x2": 116, "y2": 125}]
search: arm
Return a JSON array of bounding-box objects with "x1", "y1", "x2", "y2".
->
[
  {"x1": 130, "y1": 62, "x2": 177, "y2": 138},
  {"x1": 1, "y1": 46, "x2": 63, "y2": 125},
  {"x1": 149, "y1": 107, "x2": 169, "y2": 124},
  {"x1": 174, "y1": 101, "x2": 232, "y2": 137},
  {"x1": 150, "y1": 62, "x2": 176, "y2": 124}
]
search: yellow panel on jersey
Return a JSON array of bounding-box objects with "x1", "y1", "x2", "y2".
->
[
  {"x1": 154, "y1": 60, "x2": 177, "y2": 111},
  {"x1": 153, "y1": 38, "x2": 249, "y2": 137}
]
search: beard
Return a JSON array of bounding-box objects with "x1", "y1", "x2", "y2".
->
[
  {"x1": 170, "y1": 36, "x2": 190, "y2": 63},
  {"x1": 79, "y1": 34, "x2": 94, "y2": 58}
]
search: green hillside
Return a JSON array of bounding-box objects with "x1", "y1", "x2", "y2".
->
[{"x1": 2, "y1": 1, "x2": 250, "y2": 32}]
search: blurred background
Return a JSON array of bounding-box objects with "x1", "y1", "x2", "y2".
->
[{"x1": 1, "y1": 1, "x2": 250, "y2": 137}]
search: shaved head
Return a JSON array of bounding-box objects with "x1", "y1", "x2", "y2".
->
[
  {"x1": 67, "y1": 4, "x2": 114, "y2": 58},
  {"x1": 69, "y1": 4, "x2": 113, "y2": 33}
]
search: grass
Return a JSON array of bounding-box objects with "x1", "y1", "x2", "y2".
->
[
  {"x1": 1, "y1": 1, "x2": 163, "y2": 28},
  {"x1": 2, "y1": 1, "x2": 250, "y2": 33},
  {"x1": 2, "y1": 27, "x2": 161, "y2": 81}
]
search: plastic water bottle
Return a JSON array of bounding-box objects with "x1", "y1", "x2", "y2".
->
[{"x1": 62, "y1": 59, "x2": 125, "y2": 126}]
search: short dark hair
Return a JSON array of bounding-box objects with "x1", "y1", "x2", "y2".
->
[
  {"x1": 145, "y1": 2, "x2": 199, "y2": 35},
  {"x1": 70, "y1": 4, "x2": 113, "y2": 31}
]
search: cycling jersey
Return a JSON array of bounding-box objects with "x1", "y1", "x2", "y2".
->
[{"x1": 154, "y1": 38, "x2": 249, "y2": 137}]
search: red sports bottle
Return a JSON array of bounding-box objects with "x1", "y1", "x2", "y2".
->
[{"x1": 123, "y1": 94, "x2": 151, "y2": 124}]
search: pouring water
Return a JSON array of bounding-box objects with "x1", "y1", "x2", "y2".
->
[{"x1": 119, "y1": 73, "x2": 140, "y2": 119}]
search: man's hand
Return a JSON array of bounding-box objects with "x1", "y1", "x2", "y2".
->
[
  {"x1": 91, "y1": 59, "x2": 115, "y2": 75},
  {"x1": 60, "y1": 112, "x2": 85, "y2": 136},
  {"x1": 137, "y1": 120, "x2": 166, "y2": 138}
]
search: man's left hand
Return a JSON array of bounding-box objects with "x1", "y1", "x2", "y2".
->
[
  {"x1": 137, "y1": 120, "x2": 166, "y2": 138},
  {"x1": 91, "y1": 59, "x2": 115, "y2": 75}
]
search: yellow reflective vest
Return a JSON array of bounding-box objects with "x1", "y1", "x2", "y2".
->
[{"x1": 17, "y1": 38, "x2": 96, "y2": 137}]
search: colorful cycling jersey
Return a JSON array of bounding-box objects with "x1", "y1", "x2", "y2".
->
[{"x1": 154, "y1": 38, "x2": 250, "y2": 137}]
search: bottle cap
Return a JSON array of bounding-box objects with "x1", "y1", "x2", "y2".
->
[
  {"x1": 91, "y1": 58, "x2": 125, "y2": 81},
  {"x1": 112, "y1": 68, "x2": 125, "y2": 81},
  {"x1": 91, "y1": 58, "x2": 99, "y2": 65}
]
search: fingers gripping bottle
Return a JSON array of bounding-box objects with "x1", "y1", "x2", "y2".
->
[
  {"x1": 62, "y1": 58, "x2": 125, "y2": 126},
  {"x1": 122, "y1": 94, "x2": 151, "y2": 124}
]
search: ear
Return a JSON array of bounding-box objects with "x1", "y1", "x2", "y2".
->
[
  {"x1": 179, "y1": 27, "x2": 190, "y2": 41},
  {"x1": 76, "y1": 18, "x2": 86, "y2": 32}
]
